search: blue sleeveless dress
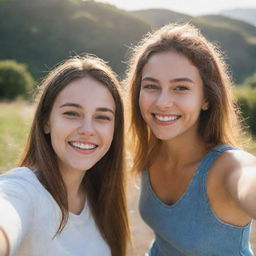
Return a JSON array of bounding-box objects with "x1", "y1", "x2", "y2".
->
[{"x1": 139, "y1": 145, "x2": 253, "y2": 255}]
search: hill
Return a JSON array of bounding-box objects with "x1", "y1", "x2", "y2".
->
[
  {"x1": 221, "y1": 9, "x2": 256, "y2": 26},
  {"x1": 193, "y1": 15, "x2": 256, "y2": 40},
  {"x1": 0, "y1": 1, "x2": 256, "y2": 83},
  {"x1": 131, "y1": 9, "x2": 192, "y2": 28},
  {"x1": 191, "y1": 15, "x2": 256, "y2": 81},
  {"x1": 130, "y1": 10, "x2": 256, "y2": 83},
  {"x1": 0, "y1": 0, "x2": 150, "y2": 79}
]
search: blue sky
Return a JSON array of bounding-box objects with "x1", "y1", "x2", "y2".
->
[{"x1": 95, "y1": 0, "x2": 256, "y2": 15}]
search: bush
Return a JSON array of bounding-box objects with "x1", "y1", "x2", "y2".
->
[
  {"x1": 235, "y1": 85, "x2": 256, "y2": 136},
  {"x1": 243, "y1": 73, "x2": 256, "y2": 88},
  {"x1": 0, "y1": 60, "x2": 34, "y2": 100}
]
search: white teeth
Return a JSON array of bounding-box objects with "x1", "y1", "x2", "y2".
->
[
  {"x1": 70, "y1": 142, "x2": 97, "y2": 150},
  {"x1": 155, "y1": 115, "x2": 179, "y2": 122}
]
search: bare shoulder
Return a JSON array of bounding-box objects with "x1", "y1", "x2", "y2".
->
[
  {"x1": 207, "y1": 149, "x2": 256, "y2": 186},
  {"x1": 212, "y1": 149, "x2": 256, "y2": 173},
  {"x1": 206, "y1": 148, "x2": 256, "y2": 221}
]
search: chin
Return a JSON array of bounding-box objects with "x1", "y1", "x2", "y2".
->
[
  {"x1": 68, "y1": 163, "x2": 94, "y2": 173},
  {"x1": 157, "y1": 136, "x2": 172, "y2": 141},
  {"x1": 153, "y1": 132, "x2": 176, "y2": 141}
]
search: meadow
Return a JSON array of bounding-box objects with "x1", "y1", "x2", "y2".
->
[{"x1": 0, "y1": 101, "x2": 255, "y2": 255}]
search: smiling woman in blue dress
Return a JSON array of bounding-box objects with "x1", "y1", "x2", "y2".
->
[
  {"x1": 0, "y1": 55, "x2": 129, "y2": 256},
  {"x1": 126, "y1": 23, "x2": 256, "y2": 255}
]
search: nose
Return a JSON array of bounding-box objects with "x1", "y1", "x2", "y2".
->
[
  {"x1": 78, "y1": 117, "x2": 94, "y2": 137},
  {"x1": 155, "y1": 90, "x2": 173, "y2": 110}
]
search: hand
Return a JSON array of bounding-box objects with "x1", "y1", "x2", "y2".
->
[{"x1": 0, "y1": 227, "x2": 9, "y2": 256}]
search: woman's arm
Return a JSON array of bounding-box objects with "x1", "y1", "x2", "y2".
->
[
  {"x1": 0, "y1": 227, "x2": 9, "y2": 256},
  {"x1": 0, "y1": 174, "x2": 35, "y2": 255},
  {"x1": 225, "y1": 150, "x2": 256, "y2": 219}
]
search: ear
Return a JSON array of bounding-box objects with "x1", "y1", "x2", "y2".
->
[
  {"x1": 202, "y1": 101, "x2": 209, "y2": 111},
  {"x1": 44, "y1": 122, "x2": 50, "y2": 134}
]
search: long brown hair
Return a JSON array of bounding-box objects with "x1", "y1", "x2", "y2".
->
[
  {"x1": 18, "y1": 55, "x2": 129, "y2": 256},
  {"x1": 126, "y1": 23, "x2": 243, "y2": 173}
]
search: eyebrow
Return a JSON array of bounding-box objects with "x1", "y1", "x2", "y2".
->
[
  {"x1": 60, "y1": 103, "x2": 82, "y2": 109},
  {"x1": 171, "y1": 78, "x2": 194, "y2": 83},
  {"x1": 59, "y1": 103, "x2": 114, "y2": 114},
  {"x1": 142, "y1": 77, "x2": 194, "y2": 83},
  {"x1": 96, "y1": 107, "x2": 114, "y2": 115},
  {"x1": 141, "y1": 77, "x2": 159, "y2": 83}
]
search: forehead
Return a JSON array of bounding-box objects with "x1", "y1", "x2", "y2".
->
[
  {"x1": 142, "y1": 51, "x2": 201, "y2": 81},
  {"x1": 53, "y1": 76, "x2": 115, "y2": 110}
]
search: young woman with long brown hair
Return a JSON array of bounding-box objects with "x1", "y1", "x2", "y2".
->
[
  {"x1": 0, "y1": 55, "x2": 129, "y2": 256},
  {"x1": 127, "y1": 23, "x2": 256, "y2": 255}
]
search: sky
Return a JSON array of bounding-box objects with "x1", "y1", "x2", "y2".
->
[{"x1": 95, "y1": 0, "x2": 256, "y2": 16}]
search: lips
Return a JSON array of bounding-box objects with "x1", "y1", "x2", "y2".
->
[
  {"x1": 68, "y1": 141, "x2": 98, "y2": 150},
  {"x1": 152, "y1": 113, "x2": 181, "y2": 123}
]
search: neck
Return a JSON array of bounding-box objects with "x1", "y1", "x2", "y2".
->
[
  {"x1": 62, "y1": 169, "x2": 85, "y2": 193},
  {"x1": 60, "y1": 167, "x2": 87, "y2": 214},
  {"x1": 158, "y1": 133, "x2": 208, "y2": 169}
]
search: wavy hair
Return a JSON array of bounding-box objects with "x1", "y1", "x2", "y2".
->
[{"x1": 126, "y1": 23, "x2": 243, "y2": 173}]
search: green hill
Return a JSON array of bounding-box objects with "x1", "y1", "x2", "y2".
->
[
  {"x1": 130, "y1": 10, "x2": 256, "y2": 83},
  {"x1": 0, "y1": 0, "x2": 150, "y2": 79},
  {"x1": 193, "y1": 15, "x2": 256, "y2": 40},
  {"x1": 0, "y1": 1, "x2": 256, "y2": 83},
  {"x1": 221, "y1": 9, "x2": 256, "y2": 26},
  {"x1": 131, "y1": 9, "x2": 192, "y2": 28},
  {"x1": 191, "y1": 15, "x2": 256, "y2": 82}
]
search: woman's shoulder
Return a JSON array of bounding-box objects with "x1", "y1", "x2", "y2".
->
[
  {"x1": 1, "y1": 166, "x2": 38, "y2": 183},
  {"x1": 0, "y1": 167, "x2": 44, "y2": 197},
  {"x1": 216, "y1": 147, "x2": 255, "y2": 167},
  {"x1": 210, "y1": 147, "x2": 256, "y2": 178},
  {"x1": 1, "y1": 166, "x2": 35, "y2": 177}
]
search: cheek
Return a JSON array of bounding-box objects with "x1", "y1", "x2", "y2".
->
[
  {"x1": 139, "y1": 92, "x2": 150, "y2": 116},
  {"x1": 99, "y1": 124, "x2": 115, "y2": 146},
  {"x1": 109, "y1": 125, "x2": 115, "y2": 142},
  {"x1": 50, "y1": 128, "x2": 64, "y2": 149},
  {"x1": 49, "y1": 119, "x2": 75, "y2": 149},
  {"x1": 180, "y1": 93, "x2": 204, "y2": 111}
]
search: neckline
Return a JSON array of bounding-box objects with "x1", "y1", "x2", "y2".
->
[
  {"x1": 69, "y1": 200, "x2": 90, "y2": 224},
  {"x1": 144, "y1": 147, "x2": 217, "y2": 209},
  {"x1": 144, "y1": 165, "x2": 200, "y2": 209}
]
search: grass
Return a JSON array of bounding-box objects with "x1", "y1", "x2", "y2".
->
[{"x1": 0, "y1": 101, "x2": 34, "y2": 173}]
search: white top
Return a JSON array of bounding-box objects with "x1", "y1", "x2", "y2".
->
[{"x1": 0, "y1": 167, "x2": 111, "y2": 256}]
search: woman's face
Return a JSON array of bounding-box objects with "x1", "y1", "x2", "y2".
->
[
  {"x1": 139, "y1": 51, "x2": 208, "y2": 142},
  {"x1": 44, "y1": 76, "x2": 115, "y2": 175}
]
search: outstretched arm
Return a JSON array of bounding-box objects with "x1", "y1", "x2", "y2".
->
[
  {"x1": 0, "y1": 174, "x2": 35, "y2": 255},
  {"x1": 0, "y1": 227, "x2": 9, "y2": 256},
  {"x1": 225, "y1": 150, "x2": 256, "y2": 219}
]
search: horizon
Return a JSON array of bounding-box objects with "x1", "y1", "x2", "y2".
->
[{"x1": 95, "y1": 0, "x2": 256, "y2": 16}]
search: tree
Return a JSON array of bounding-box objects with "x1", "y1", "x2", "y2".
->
[{"x1": 0, "y1": 60, "x2": 34, "y2": 100}]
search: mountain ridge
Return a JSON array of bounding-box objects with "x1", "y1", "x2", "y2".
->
[
  {"x1": 220, "y1": 8, "x2": 256, "y2": 26},
  {"x1": 0, "y1": 0, "x2": 255, "y2": 83}
]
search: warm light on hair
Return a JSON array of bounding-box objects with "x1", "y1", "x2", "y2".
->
[{"x1": 126, "y1": 23, "x2": 244, "y2": 173}]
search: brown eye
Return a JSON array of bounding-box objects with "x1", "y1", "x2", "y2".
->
[
  {"x1": 174, "y1": 86, "x2": 189, "y2": 91},
  {"x1": 63, "y1": 111, "x2": 80, "y2": 117},
  {"x1": 143, "y1": 84, "x2": 159, "y2": 90},
  {"x1": 96, "y1": 115, "x2": 111, "y2": 121}
]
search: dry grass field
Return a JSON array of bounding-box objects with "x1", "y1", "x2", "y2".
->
[
  {"x1": 0, "y1": 101, "x2": 256, "y2": 255},
  {"x1": 127, "y1": 176, "x2": 153, "y2": 256}
]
